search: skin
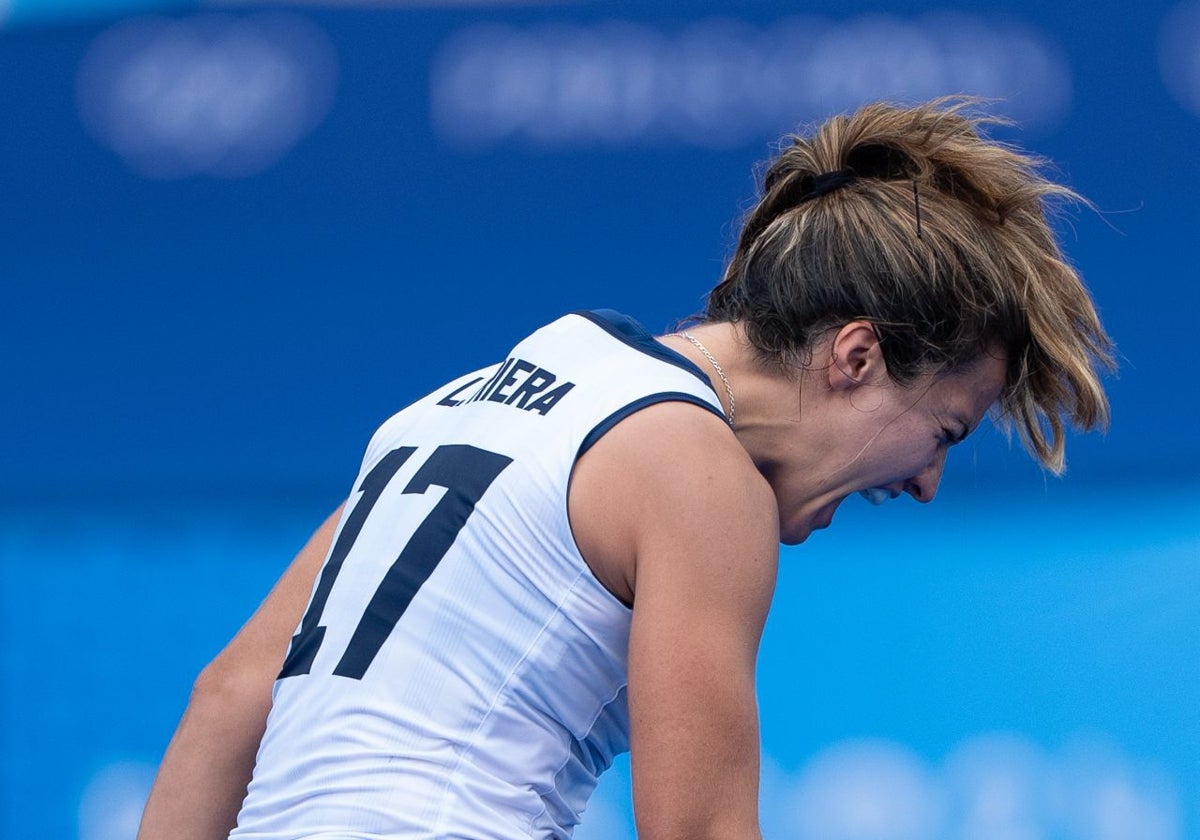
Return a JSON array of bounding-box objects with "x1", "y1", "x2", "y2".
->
[
  {"x1": 138, "y1": 319, "x2": 1007, "y2": 840},
  {"x1": 569, "y1": 320, "x2": 1006, "y2": 838},
  {"x1": 655, "y1": 321, "x2": 1007, "y2": 544},
  {"x1": 570, "y1": 401, "x2": 778, "y2": 840}
]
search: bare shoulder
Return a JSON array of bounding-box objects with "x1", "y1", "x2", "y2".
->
[
  {"x1": 573, "y1": 402, "x2": 778, "y2": 838},
  {"x1": 570, "y1": 400, "x2": 779, "y2": 606}
]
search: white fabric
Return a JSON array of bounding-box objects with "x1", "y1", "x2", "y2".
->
[{"x1": 231, "y1": 311, "x2": 723, "y2": 840}]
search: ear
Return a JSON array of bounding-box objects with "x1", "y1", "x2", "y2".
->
[{"x1": 826, "y1": 321, "x2": 888, "y2": 391}]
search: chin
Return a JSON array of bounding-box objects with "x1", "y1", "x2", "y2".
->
[
  {"x1": 781, "y1": 530, "x2": 810, "y2": 546},
  {"x1": 780, "y1": 499, "x2": 842, "y2": 545},
  {"x1": 779, "y1": 521, "x2": 815, "y2": 546}
]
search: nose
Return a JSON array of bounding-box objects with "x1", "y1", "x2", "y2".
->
[{"x1": 904, "y1": 451, "x2": 947, "y2": 504}]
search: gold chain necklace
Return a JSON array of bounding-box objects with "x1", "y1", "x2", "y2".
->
[{"x1": 672, "y1": 331, "x2": 736, "y2": 427}]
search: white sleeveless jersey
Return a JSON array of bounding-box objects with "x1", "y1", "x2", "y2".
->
[{"x1": 231, "y1": 311, "x2": 724, "y2": 840}]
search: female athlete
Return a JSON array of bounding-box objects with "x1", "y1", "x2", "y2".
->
[{"x1": 138, "y1": 99, "x2": 1113, "y2": 840}]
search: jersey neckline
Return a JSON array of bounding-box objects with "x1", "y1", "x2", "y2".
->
[{"x1": 571, "y1": 309, "x2": 721, "y2": 400}]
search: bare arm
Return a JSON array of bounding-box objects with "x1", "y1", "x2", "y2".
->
[
  {"x1": 571, "y1": 403, "x2": 779, "y2": 840},
  {"x1": 137, "y1": 504, "x2": 344, "y2": 840}
]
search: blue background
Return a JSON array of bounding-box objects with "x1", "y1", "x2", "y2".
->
[{"x1": 2, "y1": 0, "x2": 1198, "y2": 837}]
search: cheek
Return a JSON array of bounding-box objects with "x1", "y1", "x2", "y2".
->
[{"x1": 877, "y1": 426, "x2": 939, "y2": 475}]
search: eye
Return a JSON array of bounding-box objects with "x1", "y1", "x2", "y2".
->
[{"x1": 941, "y1": 423, "x2": 969, "y2": 447}]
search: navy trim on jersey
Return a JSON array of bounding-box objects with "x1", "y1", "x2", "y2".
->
[
  {"x1": 572, "y1": 309, "x2": 718, "y2": 395},
  {"x1": 578, "y1": 392, "x2": 728, "y2": 456}
]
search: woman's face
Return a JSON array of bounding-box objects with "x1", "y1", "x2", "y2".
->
[{"x1": 773, "y1": 349, "x2": 1008, "y2": 545}]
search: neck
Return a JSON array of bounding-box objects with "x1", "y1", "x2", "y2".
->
[{"x1": 659, "y1": 323, "x2": 833, "y2": 479}]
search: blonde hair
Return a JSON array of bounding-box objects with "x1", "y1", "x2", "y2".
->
[{"x1": 706, "y1": 97, "x2": 1114, "y2": 473}]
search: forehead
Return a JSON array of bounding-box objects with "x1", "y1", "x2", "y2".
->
[{"x1": 932, "y1": 351, "x2": 1008, "y2": 416}]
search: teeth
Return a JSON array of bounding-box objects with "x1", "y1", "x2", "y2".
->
[{"x1": 860, "y1": 487, "x2": 891, "y2": 506}]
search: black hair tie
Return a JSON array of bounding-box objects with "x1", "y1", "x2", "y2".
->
[{"x1": 799, "y1": 169, "x2": 857, "y2": 202}]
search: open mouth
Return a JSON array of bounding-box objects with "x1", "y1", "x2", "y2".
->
[{"x1": 860, "y1": 486, "x2": 899, "y2": 505}]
